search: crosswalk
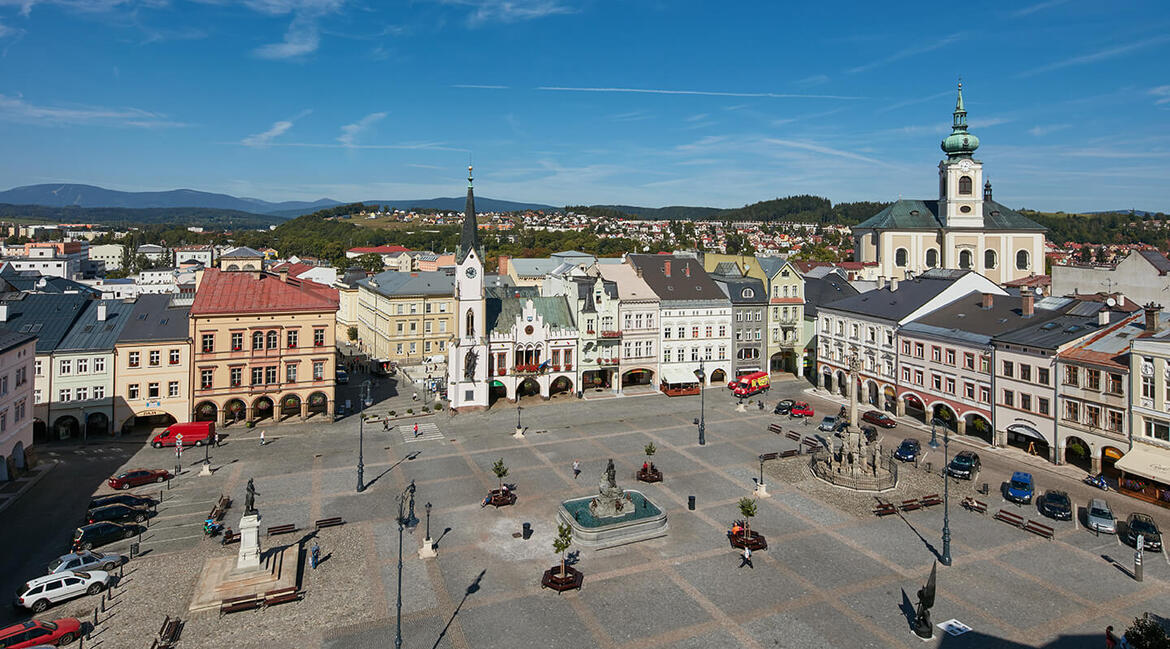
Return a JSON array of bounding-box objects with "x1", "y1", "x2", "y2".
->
[{"x1": 399, "y1": 422, "x2": 444, "y2": 443}]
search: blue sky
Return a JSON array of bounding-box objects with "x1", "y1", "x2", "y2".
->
[{"x1": 1, "y1": 0, "x2": 1168, "y2": 212}]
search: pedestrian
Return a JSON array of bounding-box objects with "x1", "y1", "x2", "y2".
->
[
  {"x1": 739, "y1": 546, "x2": 753, "y2": 569},
  {"x1": 213, "y1": 431, "x2": 220, "y2": 447},
  {"x1": 413, "y1": 422, "x2": 420, "y2": 438},
  {"x1": 1105, "y1": 626, "x2": 1119, "y2": 649},
  {"x1": 311, "y1": 542, "x2": 320, "y2": 569},
  {"x1": 383, "y1": 419, "x2": 389, "y2": 432},
  {"x1": 572, "y1": 460, "x2": 580, "y2": 479},
  {"x1": 259, "y1": 430, "x2": 266, "y2": 446}
]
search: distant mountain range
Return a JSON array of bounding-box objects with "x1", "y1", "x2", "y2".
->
[{"x1": 0, "y1": 184, "x2": 557, "y2": 217}]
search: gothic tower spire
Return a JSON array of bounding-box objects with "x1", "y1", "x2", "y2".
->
[{"x1": 457, "y1": 165, "x2": 482, "y2": 264}]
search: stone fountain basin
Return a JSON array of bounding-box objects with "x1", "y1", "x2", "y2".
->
[{"x1": 557, "y1": 490, "x2": 668, "y2": 549}]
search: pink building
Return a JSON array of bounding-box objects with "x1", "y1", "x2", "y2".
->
[{"x1": 0, "y1": 329, "x2": 36, "y2": 482}]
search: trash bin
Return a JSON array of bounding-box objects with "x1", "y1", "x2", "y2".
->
[
  {"x1": 129, "y1": 542, "x2": 140, "y2": 559},
  {"x1": 522, "y1": 522, "x2": 532, "y2": 540},
  {"x1": 687, "y1": 496, "x2": 696, "y2": 511}
]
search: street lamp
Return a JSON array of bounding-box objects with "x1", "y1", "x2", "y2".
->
[
  {"x1": 929, "y1": 417, "x2": 953, "y2": 566},
  {"x1": 696, "y1": 358, "x2": 706, "y2": 446},
  {"x1": 357, "y1": 380, "x2": 372, "y2": 493},
  {"x1": 425, "y1": 502, "x2": 432, "y2": 542},
  {"x1": 516, "y1": 405, "x2": 522, "y2": 432},
  {"x1": 394, "y1": 486, "x2": 411, "y2": 649}
]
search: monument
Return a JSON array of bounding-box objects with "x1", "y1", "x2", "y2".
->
[
  {"x1": 810, "y1": 355, "x2": 897, "y2": 491},
  {"x1": 558, "y1": 458, "x2": 668, "y2": 548},
  {"x1": 913, "y1": 562, "x2": 938, "y2": 639},
  {"x1": 237, "y1": 478, "x2": 262, "y2": 570}
]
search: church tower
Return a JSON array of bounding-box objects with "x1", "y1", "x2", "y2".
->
[
  {"x1": 938, "y1": 81, "x2": 984, "y2": 229},
  {"x1": 448, "y1": 166, "x2": 490, "y2": 411}
]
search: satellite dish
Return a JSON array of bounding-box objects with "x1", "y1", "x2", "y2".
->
[{"x1": 1106, "y1": 297, "x2": 1117, "y2": 307}]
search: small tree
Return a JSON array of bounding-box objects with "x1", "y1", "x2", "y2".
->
[
  {"x1": 492, "y1": 458, "x2": 509, "y2": 491},
  {"x1": 356, "y1": 253, "x2": 385, "y2": 273},
  {"x1": 1125, "y1": 613, "x2": 1170, "y2": 649},
  {"x1": 553, "y1": 522, "x2": 573, "y2": 578},
  {"x1": 347, "y1": 326, "x2": 359, "y2": 342},
  {"x1": 738, "y1": 497, "x2": 757, "y2": 539},
  {"x1": 644, "y1": 442, "x2": 656, "y2": 458}
]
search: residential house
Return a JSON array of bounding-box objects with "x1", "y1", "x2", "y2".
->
[
  {"x1": 355, "y1": 270, "x2": 455, "y2": 365},
  {"x1": 542, "y1": 266, "x2": 620, "y2": 393},
  {"x1": 89, "y1": 244, "x2": 125, "y2": 272},
  {"x1": 113, "y1": 294, "x2": 191, "y2": 433},
  {"x1": 711, "y1": 274, "x2": 767, "y2": 377},
  {"x1": 801, "y1": 269, "x2": 859, "y2": 385},
  {"x1": 174, "y1": 245, "x2": 215, "y2": 267},
  {"x1": 0, "y1": 328, "x2": 36, "y2": 482},
  {"x1": 756, "y1": 257, "x2": 806, "y2": 376},
  {"x1": 595, "y1": 262, "x2": 659, "y2": 392},
  {"x1": 217, "y1": 247, "x2": 265, "y2": 271},
  {"x1": 49, "y1": 300, "x2": 135, "y2": 438},
  {"x1": 1052, "y1": 250, "x2": 1170, "y2": 308},
  {"x1": 1125, "y1": 313, "x2": 1170, "y2": 509}
]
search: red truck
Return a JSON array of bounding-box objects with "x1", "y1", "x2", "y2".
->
[
  {"x1": 731, "y1": 371, "x2": 770, "y2": 398},
  {"x1": 151, "y1": 421, "x2": 214, "y2": 448}
]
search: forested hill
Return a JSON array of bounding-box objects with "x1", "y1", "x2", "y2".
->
[
  {"x1": 0, "y1": 203, "x2": 278, "y2": 228},
  {"x1": 1021, "y1": 209, "x2": 1170, "y2": 248},
  {"x1": 571, "y1": 195, "x2": 891, "y2": 224}
]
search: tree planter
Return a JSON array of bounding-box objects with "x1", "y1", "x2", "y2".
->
[
  {"x1": 636, "y1": 467, "x2": 663, "y2": 483},
  {"x1": 541, "y1": 565, "x2": 583, "y2": 592},
  {"x1": 728, "y1": 530, "x2": 767, "y2": 551},
  {"x1": 488, "y1": 489, "x2": 516, "y2": 507}
]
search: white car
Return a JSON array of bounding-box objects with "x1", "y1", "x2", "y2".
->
[{"x1": 16, "y1": 570, "x2": 111, "y2": 613}]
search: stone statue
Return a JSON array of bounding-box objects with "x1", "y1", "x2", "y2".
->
[
  {"x1": 913, "y1": 562, "x2": 937, "y2": 639},
  {"x1": 245, "y1": 478, "x2": 258, "y2": 516},
  {"x1": 463, "y1": 349, "x2": 477, "y2": 381},
  {"x1": 590, "y1": 459, "x2": 628, "y2": 519},
  {"x1": 602, "y1": 459, "x2": 617, "y2": 490}
]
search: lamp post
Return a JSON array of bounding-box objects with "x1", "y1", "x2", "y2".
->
[
  {"x1": 696, "y1": 358, "x2": 706, "y2": 446},
  {"x1": 357, "y1": 380, "x2": 372, "y2": 493},
  {"x1": 929, "y1": 417, "x2": 952, "y2": 566},
  {"x1": 394, "y1": 488, "x2": 409, "y2": 649},
  {"x1": 516, "y1": 406, "x2": 522, "y2": 432}
]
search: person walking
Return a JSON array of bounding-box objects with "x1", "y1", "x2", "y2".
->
[
  {"x1": 413, "y1": 422, "x2": 420, "y2": 438},
  {"x1": 1105, "y1": 626, "x2": 1119, "y2": 649},
  {"x1": 739, "y1": 546, "x2": 753, "y2": 569},
  {"x1": 259, "y1": 430, "x2": 266, "y2": 446},
  {"x1": 383, "y1": 419, "x2": 389, "y2": 432},
  {"x1": 213, "y1": 431, "x2": 220, "y2": 447},
  {"x1": 311, "y1": 542, "x2": 320, "y2": 569},
  {"x1": 572, "y1": 460, "x2": 580, "y2": 479}
]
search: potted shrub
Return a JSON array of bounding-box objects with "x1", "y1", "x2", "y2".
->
[
  {"x1": 422, "y1": 406, "x2": 430, "y2": 413},
  {"x1": 245, "y1": 420, "x2": 255, "y2": 429},
  {"x1": 638, "y1": 443, "x2": 662, "y2": 482}
]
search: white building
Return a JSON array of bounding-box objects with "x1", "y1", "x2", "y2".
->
[
  {"x1": 89, "y1": 244, "x2": 125, "y2": 272},
  {"x1": 596, "y1": 262, "x2": 659, "y2": 392},
  {"x1": 174, "y1": 245, "x2": 215, "y2": 268}
]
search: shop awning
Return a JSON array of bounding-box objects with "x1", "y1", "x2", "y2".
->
[
  {"x1": 1006, "y1": 424, "x2": 1045, "y2": 441},
  {"x1": 1115, "y1": 444, "x2": 1170, "y2": 485},
  {"x1": 661, "y1": 365, "x2": 698, "y2": 385}
]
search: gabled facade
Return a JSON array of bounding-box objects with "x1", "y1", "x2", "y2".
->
[
  {"x1": 113, "y1": 294, "x2": 191, "y2": 433},
  {"x1": 0, "y1": 328, "x2": 36, "y2": 482},
  {"x1": 595, "y1": 261, "x2": 659, "y2": 393},
  {"x1": 756, "y1": 257, "x2": 806, "y2": 376}
]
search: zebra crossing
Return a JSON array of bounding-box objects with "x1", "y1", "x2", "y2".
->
[{"x1": 399, "y1": 422, "x2": 444, "y2": 443}]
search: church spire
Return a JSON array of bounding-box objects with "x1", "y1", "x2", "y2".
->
[
  {"x1": 457, "y1": 165, "x2": 482, "y2": 264},
  {"x1": 941, "y1": 79, "x2": 980, "y2": 158}
]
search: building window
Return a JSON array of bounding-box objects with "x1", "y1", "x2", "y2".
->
[
  {"x1": 1016, "y1": 249, "x2": 1030, "y2": 270},
  {"x1": 931, "y1": 374, "x2": 941, "y2": 390},
  {"x1": 914, "y1": 342, "x2": 924, "y2": 358},
  {"x1": 127, "y1": 353, "x2": 139, "y2": 368},
  {"x1": 59, "y1": 359, "x2": 72, "y2": 375},
  {"x1": 201, "y1": 369, "x2": 213, "y2": 389},
  {"x1": 895, "y1": 248, "x2": 908, "y2": 268},
  {"x1": 959, "y1": 175, "x2": 972, "y2": 195},
  {"x1": 253, "y1": 331, "x2": 264, "y2": 349},
  {"x1": 945, "y1": 377, "x2": 955, "y2": 394},
  {"x1": 1064, "y1": 400, "x2": 1080, "y2": 422},
  {"x1": 1020, "y1": 393, "x2": 1031, "y2": 411},
  {"x1": 1145, "y1": 419, "x2": 1170, "y2": 441},
  {"x1": 1107, "y1": 373, "x2": 1123, "y2": 395},
  {"x1": 963, "y1": 353, "x2": 975, "y2": 370},
  {"x1": 60, "y1": 388, "x2": 72, "y2": 402},
  {"x1": 252, "y1": 367, "x2": 263, "y2": 385},
  {"x1": 1142, "y1": 375, "x2": 1155, "y2": 399},
  {"x1": 1085, "y1": 404, "x2": 1101, "y2": 428},
  {"x1": 964, "y1": 382, "x2": 975, "y2": 399},
  {"x1": 1020, "y1": 365, "x2": 1031, "y2": 382},
  {"x1": 980, "y1": 386, "x2": 990, "y2": 403},
  {"x1": 314, "y1": 329, "x2": 325, "y2": 347},
  {"x1": 170, "y1": 349, "x2": 180, "y2": 365},
  {"x1": 202, "y1": 334, "x2": 215, "y2": 353},
  {"x1": 925, "y1": 249, "x2": 938, "y2": 268},
  {"x1": 149, "y1": 350, "x2": 160, "y2": 366},
  {"x1": 984, "y1": 249, "x2": 997, "y2": 269},
  {"x1": 1108, "y1": 410, "x2": 1123, "y2": 432},
  {"x1": 1063, "y1": 365, "x2": 1079, "y2": 387},
  {"x1": 287, "y1": 330, "x2": 298, "y2": 349},
  {"x1": 230, "y1": 367, "x2": 242, "y2": 387},
  {"x1": 35, "y1": 360, "x2": 41, "y2": 377},
  {"x1": 286, "y1": 365, "x2": 297, "y2": 383},
  {"x1": 168, "y1": 381, "x2": 179, "y2": 398},
  {"x1": 267, "y1": 331, "x2": 278, "y2": 349},
  {"x1": 945, "y1": 349, "x2": 955, "y2": 365},
  {"x1": 94, "y1": 386, "x2": 104, "y2": 399},
  {"x1": 914, "y1": 370, "x2": 924, "y2": 385},
  {"x1": 1003, "y1": 389, "x2": 1014, "y2": 407},
  {"x1": 265, "y1": 367, "x2": 277, "y2": 384},
  {"x1": 148, "y1": 383, "x2": 160, "y2": 399},
  {"x1": 958, "y1": 249, "x2": 973, "y2": 269},
  {"x1": 1037, "y1": 367, "x2": 1049, "y2": 385},
  {"x1": 232, "y1": 333, "x2": 243, "y2": 351},
  {"x1": 1086, "y1": 369, "x2": 1101, "y2": 391},
  {"x1": 127, "y1": 384, "x2": 139, "y2": 399},
  {"x1": 1002, "y1": 360, "x2": 1013, "y2": 378},
  {"x1": 314, "y1": 361, "x2": 324, "y2": 380},
  {"x1": 1038, "y1": 397, "x2": 1049, "y2": 415},
  {"x1": 76, "y1": 387, "x2": 88, "y2": 401}
]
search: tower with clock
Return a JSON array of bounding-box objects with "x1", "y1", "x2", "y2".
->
[
  {"x1": 448, "y1": 166, "x2": 491, "y2": 411},
  {"x1": 937, "y1": 82, "x2": 985, "y2": 229}
]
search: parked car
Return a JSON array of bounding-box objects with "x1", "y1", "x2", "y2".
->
[
  {"x1": 862, "y1": 410, "x2": 896, "y2": 428},
  {"x1": 1124, "y1": 513, "x2": 1163, "y2": 551},
  {"x1": 1038, "y1": 490, "x2": 1072, "y2": 521},
  {"x1": 87, "y1": 493, "x2": 156, "y2": 510},
  {"x1": 48, "y1": 551, "x2": 125, "y2": 575},
  {"x1": 15, "y1": 571, "x2": 110, "y2": 613},
  {"x1": 85, "y1": 503, "x2": 149, "y2": 525},
  {"x1": 0, "y1": 618, "x2": 82, "y2": 648},
  {"x1": 893, "y1": 438, "x2": 921, "y2": 462},
  {"x1": 946, "y1": 451, "x2": 980, "y2": 480},
  {"x1": 790, "y1": 402, "x2": 814, "y2": 418},
  {"x1": 107, "y1": 469, "x2": 170, "y2": 490},
  {"x1": 150, "y1": 421, "x2": 213, "y2": 448},
  {"x1": 72, "y1": 522, "x2": 140, "y2": 551},
  {"x1": 1005, "y1": 472, "x2": 1035, "y2": 504},
  {"x1": 774, "y1": 399, "x2": 794, "y2": 416},
  {"x1": 336, "y1": 369, "x2": 349, "y2": 384},
  {"x1": 1086, "y1": 498, "x2": 1116, "y2": 534},
  {"x1": 818, "y1": 416, "x2": 838, "y2": 432}
]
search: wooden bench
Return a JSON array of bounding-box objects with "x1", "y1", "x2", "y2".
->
[
  {"x1": 264, "y1": 586, "x2": 302, "y2": 607},
  {"x1": 157, "y1": 615, "x2": 182, "y2": 647},
  {"x1": 768, "y1": 423, "x2": 784, "y2": 435},
  {"x1": 785, "y1": 430, "x2": 800, "y2": 442},
  {"x1": 994, "y1": 509, "x2": 1025, "y2": 528},
  {"x1": 315, "y1": 517, "x2": 345, "y2": 530},
  {"x1": 802, "y1": 437, "x2": 821, "y2": 450},
  {"x1": 1023, "y1": 520, "x2": 1055, "y2": 540},
  {"x1": 219, "y1": 594, "x2": 264, "y2": 616},
  {"x1": 208, "y1": 494, "x2": 232, "y2": 522},
  {"x1": 962, "y1": 497, "x2": 988, "y2": 514},
  {"x1": 901, "y1": 499, "x2": 922, "y2": 512},
  {"x1": 266, "y1": 523, "x2": 297, "y2": 537},
  {"x1": 920, "y1": 493, "x2": 942, "y2": 507},
  {"x1": 221, "y1": 530, "x2": 240, "y2": 545},
  {"x1": 779, "y1": 449, "x2": 800, "y2": 459},
  {"x1": 872, "y1": 502, "x2": 898, "y2": 517}
]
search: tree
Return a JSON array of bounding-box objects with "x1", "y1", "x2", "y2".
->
[
  {"x1": 644, "y1": 442, "x2": 656, "y2": 459},
  {"x1": 492, "y1": 458, "x2": 509, "y2": 491},
  {"x1": 1125, "y1": 613, "x2": 1170, "y2": 649},
  {"x1": 355, "y1": 253, "x2": 385, "y2": 273},
  {"x1": 553, "y1": 522, "x2": 573, "y2": 578},
  {"x1": 346, "y1": 326, "x2": 359, "y2": 342},
  {"x1": 737, "y1": 497, "x2": 757, "y2": 539}
]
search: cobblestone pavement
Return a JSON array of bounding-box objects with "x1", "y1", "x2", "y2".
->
[{"x1": 17, "y1": 377, "x2": 1170, "y2": 649}]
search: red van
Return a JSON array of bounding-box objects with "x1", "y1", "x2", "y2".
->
[
  {"x1": 151, "y1": 421, "x2": 214, "y2": 448},
  {"x1": 731, "y1": 371, "x2": 770, "y2": 398}
]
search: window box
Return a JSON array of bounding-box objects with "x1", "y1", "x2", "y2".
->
[
  {"x1": 314, "y1": 342, "x2": 324, "y2": 347},
  {"x1": 231, "y1": 346, "x2": 242, "y2": 352},
  {"x1": 552, "y1": 365, "x2": 561, "y2": 371},
  {"x1": 564, "y1": 364, "x2": 572, "y2": 371},
  {"x1": 498, "y1": 369, "x2": 506, "y2": 376}
]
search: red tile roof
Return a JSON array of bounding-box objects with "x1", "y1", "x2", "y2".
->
[
  {"x1": 1004, "y1": 274, "x2": 1051, "y2": 288},
  {"x1": 349, "y1": 245, "x2": 410, "y2": 255},
  {"x1": 192, "y1": 268, "x2": 338, "y2": 316}
]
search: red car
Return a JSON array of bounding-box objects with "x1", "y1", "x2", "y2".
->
[
  {"x1": 791, "y1": 401, "x2": 815, "y2": 417},
  {"x1": 107, "y1": 468, "x2": 171, "y2": 490},
  {"x1": 0, "y1": 618, "x2": 82, "y2": 647},
  {"x1": 862, "y1": 410, "x2": 897, "y2": 428}
]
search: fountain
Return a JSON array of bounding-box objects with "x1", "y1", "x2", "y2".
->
[{"x1": 557, "y1": 459, "x2": 668, "y2": 548}]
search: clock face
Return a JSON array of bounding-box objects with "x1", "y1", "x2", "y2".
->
[
  {"x1": 465, "y1": 267, "x2": 477, "y2": 278},
  {"x1": 958, "y1": 160, "x2": 973, "y2": 172}
]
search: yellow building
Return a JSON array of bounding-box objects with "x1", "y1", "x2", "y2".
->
[
  {"x1": 355, "y1": 270, "x2": 455, "y2": 365},
  {"x1": 113, "y1": 294, "x2": 191, "y2": 432}
]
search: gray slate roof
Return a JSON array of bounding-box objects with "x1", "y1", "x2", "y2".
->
[
  {"x1": 820, "y1": 269, "x2": 978, "y2": 321},
  {"x1": 0, "y1": 327, "x2": 36, "y2": 354},
  {"x1": 711, "y1": 276, "x2": 767, "y2": 305},
  {"x1": 0, "y1": 264, "x2": 99, "y2": 296},
  {"x1": 57, "y1": 299, "x2": 136, "y2": 352},
  {"x1": 993, "y1": 308, "x2": 1126, "y2": 349},
  {"x1": 220, "y1": 246, "x2": 263, "y2": 258},
  {"x1": 754, "y1": 256, "x2": 788, "y2": 278},
  {"x1": 486, "y1": 296, "x2": 576, "y2": 334},
  {"x1": 854, "y1": 199, "x2": 1045, "y2": 232},
  {"x1": 902, "y1": 291, "x2": 1070, "y2": 345},
  {"x1": 117, "y1": 294, "x2": 190, "y2": 343},
  {"x1": 359, "y1": 270, "x2": 454, "y2": 298},
  {"x1": 627, "y1": 255, "x2": 727, "y2": 304},
  {"x1": 0, "y1": 293, "x2": 92, "y2": 352},
  {"x1": 803, "y1": 275, "x2": 859, "y2": 318},
  {"x1": 1138, "y1": 250, "x2": 1170, "y2": 275}
]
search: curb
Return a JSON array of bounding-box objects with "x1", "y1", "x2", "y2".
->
[{"x1": 0, "y1": 459, "x2": 59, "y2": 516}]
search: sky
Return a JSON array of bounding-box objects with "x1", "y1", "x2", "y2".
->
[{"x1": 0, "y1": 1, "x2": 1168, "y2": 213}]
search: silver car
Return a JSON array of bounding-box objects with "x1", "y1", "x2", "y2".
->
[
  {"x1": 818, "y1": 416, "x2": 839, "y2": 432},
  {"x1": 1086, "y1": 498, "x2": 1116, "y2": 534},
  {"x1": 47, "y1": 550, "x2": 125, "y2": 575}
]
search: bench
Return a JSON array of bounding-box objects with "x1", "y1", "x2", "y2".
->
[
  {"x1": 208, "y1": 494, "x2": 232, "y2": 522},
  {"x1": 266, "y1": 524, "x2": 297, "y2": 537},
  {"x1": 157, "y1": 615, "x2": 182, "y2": 647},
  {"x1": 779, "y1": 449, "x2": 801, "y2": 459},
  {"x1": 872, "y1": 502, "x2": 898, "y2": 517},
  {"x1": 785, "y1": 430, "x2": 800, "y2": 442},
  {"x1": 768, "y1": 423, "x2": 784, "y2": 435},
  {"x1": 901, "y1": 499, "x2": 922, "y2": 512},
  {"x1": 1023, "y1": 520, "x2": 1055, "y2": 540},
  {"x1": 315, "y1": 517, "x2": 345, "y2": 530},
  {"x1": 920, "y1": 493, "x2": 942, "y2": 507},
  {"x1": 802, "y1": 437, "x2": 821, "y2": 450},
  {"x1": 994, "y1": 509, "x2": 1025, "y2": 528},
  {"x1": 264, "y1": 586, "x2": 303, "y2": 607},
  {"x1": 221, "y1": 530, "x2": 240, "y2": 545},
  {"x1": 962, "y1": 497, "x2": 988, "y2": 514},
  {"x1": 219, "y1": 594, "x2": 264, "y2": 616}
]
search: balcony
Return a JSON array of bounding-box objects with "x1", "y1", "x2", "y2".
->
[
  {"x1": 513, "y1": 364, "x2": 541, "y2": 374},
  {"x1": 599, "y1": 358, "x2": 620, "y2": 366}
]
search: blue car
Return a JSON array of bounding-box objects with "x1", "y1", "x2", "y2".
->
[
  {"x1": 1005, "y1": 471, "x2": 1034, "y2": 504},
  {"x1": 893, "y1": 438, "x2": 921, "y2": 462}
]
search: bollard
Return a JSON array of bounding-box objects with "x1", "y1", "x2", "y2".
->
[
  {"x1": 522, "y1": 522, "x2": 532, "y2": 540},
  {"x1": 159, "y1": 489, "x2": 164, "y2": 503},
  {"x1": 688, "y1": 495, "x2": 696, "y2": 511},
  {"x1": 100, "y1": 592, "x2": 105, "y2": 613},
  {"x1": 119, "y1": 563, "x2": 123, "y2": 579},
  {"x1": 93, "y1": 607, "x2": 98, "y2": 627}
]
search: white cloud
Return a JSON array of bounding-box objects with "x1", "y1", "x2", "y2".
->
[
  {"x1": 438, "y1": 0, "x2": 575, "y2": 27},
  {"x1": 846, "y1": 33, "x2": 963, "y2": 74},
  {"x1": 337, "y1": 111, "x2": 386, "y2": 147},
  {"x1": 452, "y1": 84, "x2": 509, "y2": 89},
  {"x1": 1012, "y1": 0, "x2": 1068, "y2": 17},
  {"x1": 1150, "y1": 85, "x2": 1170, "y2": 106},
  {"x1": 1028, "y1": 123, "x2": 1071, "y2": 136},
  {"x1": 875, "y1": 90, "x2": 953, "y2": 114},
  {"x1": 795, "y1": 74, "x2": 829, "y2": 86},
  {"x1": 248, "y1": 0, "x2": 344, "y2": 59},
  {"x1": 763, "y1": 138, "x2": 889, "y2": 166},
  {"x1": 242, "y1": 110, "x2": 310, "y2": 146},
  {"x1": 1017, "y1": 35, "x2": 1170, "y2": 77},
  {"x1": 0, "y1": 93, "x2": 186, "y2": 128}
]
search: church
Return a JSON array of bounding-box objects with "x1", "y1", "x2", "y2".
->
[{"x1": 852, "y1": 84, "x2": 1046, "y2": 285}]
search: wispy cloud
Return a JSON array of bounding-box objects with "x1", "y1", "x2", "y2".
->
[
  {"x1": 242, "y1": 109, "x2": 311, "y2": 146},
  {"x1": 537, "y1": 86, "x2": 862, "y2": 100},
  {"x1": 1028, "y1": 123, "x2": 1071, "y2": 136},
  {"x1": 609, "y1": 110, "x2": 652, "y2": 122},
  {"x1": 763, "y1": 138, "x2": 888, "y2": 166},
  {"x1": 452, "y1": 84, "x2": 509, "y2": 89},
  {"x1": 0, "y1": 93, "x2": 187, "y2": 128},
  {"x1": 250, "y1": 0, "x2": 344, "y2": 59},
  {"x1": 876, "y1": 90, "x2": 953, "y2": 114},
  {"x1": 1012, "y1": 0, "x2": 1068, "y2": 17},
  {"x1": 1017, "y1": 35, "x2": 1170, "y2": 77},
  {"x1": 685, "y1": 113, "x2": 709, "y2": 122},
  {"x1": 795, "y1": 74, "x2": 829, "y2": 87},
  {"x1": 846, "y1": 32, "x2": 963, "y2": 74},
  {"x1": 338, "y1": 111, "x2": 386, "y2": 147},
  {"x1": 1150, "y1": 85, "x2": 1170, "y2": 106},
  {"x1": 439, "y1": 0, "x2": 575, "y2": 27}
]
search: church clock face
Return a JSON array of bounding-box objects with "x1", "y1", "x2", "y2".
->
[
  {"x1": 465, "y1": 267, "x2": 477, "y2": 278},
  {"x1": 958, "y1": 159, "x2": 973, "y2": 172}
]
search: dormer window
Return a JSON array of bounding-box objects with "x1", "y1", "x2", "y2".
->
[{"x1": 741, "y1": 288, "x2": 754, "y2": 299}]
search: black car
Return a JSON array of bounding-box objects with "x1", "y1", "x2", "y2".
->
[
  {"x1": 1038, "y1": 490, "x2": 1072, "y2": 521},
  {"x1": 774, "y1": 399, "x2": 794, "y2": 416},
  {"x1": 947, "y1": 451, "x2": 980, "y2": 480},
  {"x1": 893, "y1": 438, "x2": 921, "y2": 462},
  {"x1": 1125, "y1": 513, "x2": 1163, "y2": 552},
  {"x1": 85, "y1": 503, "x2": 149, "y2": 525},
  {"x1": 72, "y1": 522, "x2": 140, "y2": 551},
  {"x1": 88, "y1": 493, "x2": 156, "y2": 510}
]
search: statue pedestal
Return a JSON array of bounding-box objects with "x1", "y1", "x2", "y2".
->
[
  {"x1": 754, "y1": 483, "x2": 770, "y2": 498},
  {"x1": 513, "y1": 427, "x2": 525, "y2": 439},
  {"x1": 736, "y1": 402, "x2": 746, "y2": 412},
  {"x1": 237, "y1": 514, "x2": 262, "y2": 571},
  {"x1": 199, "y1": 462, "x2": 213, "y2": 477},
  {"x1": 418, "y1": 538, "x2": 437, "y2": 559}
]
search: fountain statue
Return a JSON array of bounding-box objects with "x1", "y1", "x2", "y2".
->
[{"x1": 589, "y1": 459, "x2": 634, "y2": 518}]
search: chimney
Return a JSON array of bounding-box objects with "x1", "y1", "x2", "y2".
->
[
  {"x1": 498, "y1": 255, "x2": 510, "y2": 275},
  {"x1": 279, "y1": 267, "x2": 289, "y2": 283},
  {"x1": 1098, "y1": 309, "x2": 1110, "y2": 326},
  {"x1": 889, "y1": 277, "x2": 899, "y2": 292},
  {"x1": 1117, "y1": 294, "x2": 1125, "y2": 307},
  {"x1": 0, "y1": 304, "x2": 7, "y2": 322},
  {"x1": 97, "y1": 302, "x2": 107, "y2": 322},
  {"x1": 981, "y1": 293, "x2": 995, "y2": 309},
  {"x1": 664, "y1": 260, "x2": 671, "y2": 277},
  {"x1": 877, "y1": 276, "x2": 886, "y2": 290},
  {"x1": 1021, "y1": 292, "x2": 1034, "y2": 318},
  {"x1": 634, "y1": 266, "x2": 643, "y2": 278},
  {"x1": 683, "y1": 263, "x2": 691, "y2": 278},
  {"x1": 1145, "y1": 302, "x2": 1163, "y2": 333}
]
